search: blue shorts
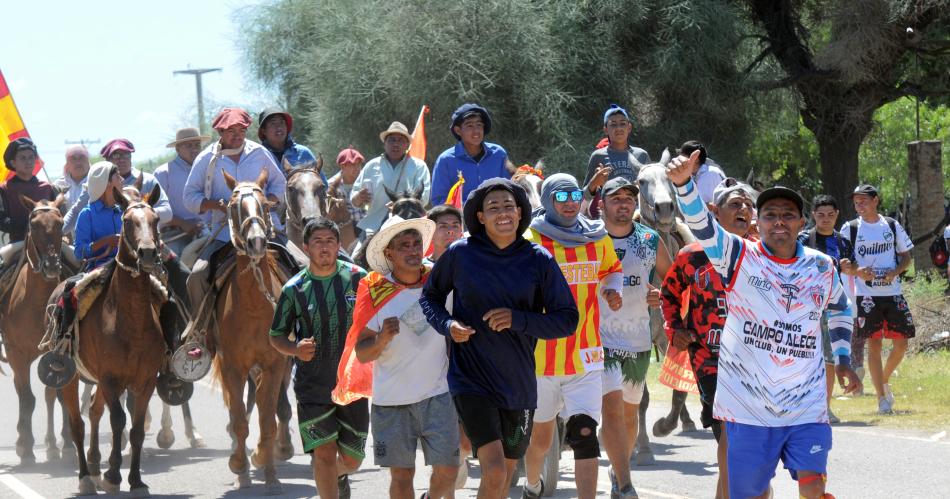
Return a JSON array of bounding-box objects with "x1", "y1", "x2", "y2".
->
[{"x1": 726, "y1": 422, "x2": 832, "y2": 498}]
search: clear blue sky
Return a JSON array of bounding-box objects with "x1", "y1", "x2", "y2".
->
[{"x1": 4, "y1": 0, "x2": 269, "y2": 180}]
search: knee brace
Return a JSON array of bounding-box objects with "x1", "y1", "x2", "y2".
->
[{"x1": 564, "y1": 414, "x2": 600, "y2": 460}]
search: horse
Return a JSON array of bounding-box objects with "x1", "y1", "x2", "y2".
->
[
  {"x1": 633, "y1": 151, "x2": 698, "y2": 465},
  {"x1": 283, "y1": 155, "x2": 327, "y2": 248},
  {"x1": 211, "y1": 168, "x2": 287, "y2": 494},
  {"x1": 2, "y1": 196, "x2": 69, "y2": 465},
  {"x1": 352, "y1": 184, "x2": 427, "y2": 269},
  {"x1": 59, "y1": 184, "x2": 168, "y2": 496},
  {"x1": 511, "y1": 160, "x2": 544, "y2": 211},
  {"x1": 326, "y1": 175, "x2": 359, "y2": 254}
]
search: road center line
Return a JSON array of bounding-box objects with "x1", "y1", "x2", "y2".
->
[{"x1": 0, "y1": 471, "x2": 46, "y2": 499}]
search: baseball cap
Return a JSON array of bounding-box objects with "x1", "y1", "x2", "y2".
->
[
  {"x1": 602, "y1": 177, "x2": 639, "y2": 197},
  {"x1": 850, "y1": 184, "x2": 879, "y2": 198},
  {"x1": 712, "y1": 178, "x2": 757, "y2": 207},
  {"x1": 603, "y1": 104, "x2": 629, "y2": 125},
  {"x1": 756, "y1": 185, "x2": 804, "y2": 214}
]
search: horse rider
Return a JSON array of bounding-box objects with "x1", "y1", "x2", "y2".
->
[
  {"x1": 0, "y1": 138, "x2": 77, "y2": 278},
  {"x1": 582, "y1": 104, "x2": 650, "y2": 218},
  {"x1": 54, "y1": 144, "x2": 91, "y2": 212},
  {"x1": 350, "y1": 121, "x2": 430, "y2": 237},
  {"x1": 155, "y1": 127, "x2": 212, "y2": 258},
  {"x1": 182, "y1": 107, "x2": 288, "y2": 333},
  {"x1": 258, "y1": 108, "x2": 327, "y2": 184}
]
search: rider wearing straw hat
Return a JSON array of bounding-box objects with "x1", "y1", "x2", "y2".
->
[{"x1": 154, "y1": 127, "x2": 211, "y2": 257}]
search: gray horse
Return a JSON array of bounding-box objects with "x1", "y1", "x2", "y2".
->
[{"x1": 633, "y1": 150, "x2": 698, "y2": 465}]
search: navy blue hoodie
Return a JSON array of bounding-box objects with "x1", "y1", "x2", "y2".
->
[{"x1": 420, "y1": 179, "x2": 578, "y2": 410}]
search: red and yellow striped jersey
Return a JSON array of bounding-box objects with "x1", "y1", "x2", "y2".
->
[{"x1": 529, "y1": 229, "x2": 622, "y2": 376}]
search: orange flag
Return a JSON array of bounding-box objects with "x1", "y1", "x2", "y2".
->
[
  {"x1": 445, "y1": 171, "x2": 465, "y2": 210},
  {"x1": 408, "y1": 105, "x2": 429, "y2": 162},
  {"x1": 0, "y1": 70, "x2": 43, "y2": 180}
]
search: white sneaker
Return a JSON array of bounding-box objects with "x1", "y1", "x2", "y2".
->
[
  {"x1": 878, "y1": 396, "x2": 893, "y2": 414},
  {"x1": 883, "y1": 383, "x2": 895, "y2": 404}
]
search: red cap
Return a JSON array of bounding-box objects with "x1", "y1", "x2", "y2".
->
[
  {"x1": 100, "y1": 138, "x2": 135, "y2": 158},
  {"x1": 212, "y1": 107, "x2": 252, "y2": 131},
  {"x1": 336, "y1": 147, "x2": 365, "y2": 166}
]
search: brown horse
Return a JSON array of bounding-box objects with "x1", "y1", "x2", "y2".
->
[
  {"x1": 59, "y1": 185, "x2": 167, "y2": 496},
  {"x1": 213, "y1": 168, "x2": 286, "y2": 494},
  {"x1": 283, "y1": 155, "x2": 327, "y2": 248},
  {"x1": 3, "y1": 196, "x2": 68, "y2": 465}
]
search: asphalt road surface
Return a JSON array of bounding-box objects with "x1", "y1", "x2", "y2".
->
[{"x1": 1, "y1": 369, "x2": 947, "y2": 498}]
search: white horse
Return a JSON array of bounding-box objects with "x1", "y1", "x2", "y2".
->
[
  {"x1": 632, "y1": 150, "x2": 698, "y2": 465},
  {"x1": 510, "y1": 160, "x2": 544, "y2": 211}
]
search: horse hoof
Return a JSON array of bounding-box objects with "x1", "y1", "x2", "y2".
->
[
  {"x1": 189, "y1": 436, "x2": 207, "y2": 449},
  {"x1": 652, "y1": 417, "x2": 676, "y2": 438},
  {"x1": 264, "y1": 480, "x2": 282, "y2": 496},
  {"x1": 130, "y1": 485, "x2": 151, "y2": 498},
  {"x1": 234, "y1": 472, "x2": 252, "y2": 489},
  {"x1": 250, "y1": 450, "x2": 265, "y2": 469},
  {"x1": 681, "y1": 420, "x2": 698, "y2": 433},
  {"x1": 156, "y1": 429, "x2": 175, "y2": 449},
  {"x1": 78, "y1": 476, "x2": 98, "y2": 496},
  {"x1": 46, "y1": 447, "x2": 61, "y2": 462},
  {"x1": 101, "y1": 480, "x2": 120, "y2": 495},
  {"x1": 19, "y1": 453, "x2": 36, "y2": 466},
  {"x1": 634, "y1": 449, "x2": 656, "y2": 466},
  {"x1": 274, "y1": 443, "x2": 293, "y2": 462},
  {"x1": 228, "y1": 455, "x2": 249, "y2": 475}
]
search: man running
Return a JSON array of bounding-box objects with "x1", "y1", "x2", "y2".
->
[
  {"x1": 524, "y1": 173, "x2": 624, "y2": 499},
  {"x1": 269, "y1": 218, "x2": 367, "y2": 499},
  {"x1": 598, "y1": 177, "x2": 669, "y2": 499},
  {"x1": 840, "y1": 185, "x2": 915, "y2": 414},
  {"x1": 799, "y1": 194, "x2": 858, "y2": 419},
  {"x1": 420, "y1": 178, "x2": 577, "y2": 499},
  {"x1": 661, "y1": 178, "x2": 756, "y2": 498},
  {"x1": 667, "y1": 152, "x2": 861, "y2": 499}
]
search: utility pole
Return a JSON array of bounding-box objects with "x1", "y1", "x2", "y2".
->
[{"x1": 173, "y1": 68, "x2": 221, "y2": 136}]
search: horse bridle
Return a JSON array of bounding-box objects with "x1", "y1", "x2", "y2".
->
[
  {"x1": 25, "y1": 206, "x2": 62, "y2": 276},
  {"x1": 115, "y1": 202, "x2": 162, "y2": 278},
  {"x1": 228, "y1": 185, "x2": 273, "y2": 259}
]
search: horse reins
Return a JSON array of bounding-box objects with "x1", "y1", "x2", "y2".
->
[
  {"x1": 228, "y1": 185, "x2": 279, "y2": 306},
  {"x1": 25, "y1": 206, "x2": 63, "y2": 275}
]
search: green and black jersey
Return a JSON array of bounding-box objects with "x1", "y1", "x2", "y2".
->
[{"x1": 270, "y1": 260, "x2": 366, "y2": 404}]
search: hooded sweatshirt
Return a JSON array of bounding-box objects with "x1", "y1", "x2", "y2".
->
[{"x1": 420, "y1": 178, "x2": 578, "y2": 409}]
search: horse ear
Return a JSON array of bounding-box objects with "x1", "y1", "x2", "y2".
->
[
  {"x1": 256, "y1": 167, "x2": 269, "y2": 189},
  {"x1": 412, "y1": 183, "x2": 425, "y2": 200},
  {"x1": 316, "y1": 153, "x2": 324, "y2": 172},
  {"x1": 383, "y1": 185, "x2": 398, "y2": 202},
  {"x1": 134, "y1": 173, "x2": 144, "y2": 193},
  {"x1": 282, "y1": 157, "x2": 293, "y2": 174},
  {"x1": 504, "y1": 159, "x2": 517, "y2": 175},
  {"x1": 114, "y1": 187, "x2": 130, "y2": 212},
  {"x1": 659, "y1": 148, "x2": 672, "y2": 166},
  {"x1": 18, "y1": 195, "x2": 36, "y2": 211},
  {"x1": 53, "y1": 194, "x2": 66, "y2": 210},
  {"x1": 222, "y1": 171, "x2": 238, "y2": 191},
  {"x1": 145, "y1": 183, "x2": 161, "y2": 208},
  {"x1": 535, "y1": 159, "x2": 545, "y2": 172}
]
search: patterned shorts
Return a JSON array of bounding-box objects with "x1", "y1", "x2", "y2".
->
[
  {"x1": 298, "y1": 399, "x2": 369, "y2": 458},
  {"x1": 855, "y1": 295, "x2": 916, "y2": 339}
]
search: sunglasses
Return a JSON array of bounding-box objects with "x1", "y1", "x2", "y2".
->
[{"x1": 553, "y1": 190, "x2": 583, "y2": 203}]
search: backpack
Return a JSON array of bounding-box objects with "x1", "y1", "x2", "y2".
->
[
  {"x1": 930, "y1": 233, "x2": 949, "y2": 269},
  {"x1": 847, "y1": 217, "x2": 899, "y2": 267}
]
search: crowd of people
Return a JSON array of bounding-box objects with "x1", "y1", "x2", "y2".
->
[{"x1": 0, "y1": 100, "x2": 936, "y2": 499}]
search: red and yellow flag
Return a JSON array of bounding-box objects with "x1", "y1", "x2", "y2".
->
[
  {"x1": 0, "y1": 70, "x2": 42, "y2": 180},
  {"x1": 445, "y1": 171, "x2": 465, "y2": 210},
  {"x1": 408, "y1": 104, "x2": 429, "y2": 162},
  {"x1": 332, "y1": 268, "x2": 432, "y2": 405}
]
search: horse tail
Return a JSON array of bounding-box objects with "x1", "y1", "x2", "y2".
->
[{"x1": 210, "y1": 353, "x2": 227, "y2": 407}]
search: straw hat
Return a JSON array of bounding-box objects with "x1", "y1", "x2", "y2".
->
[
  {"x1": 366, "y1": 216, "x2": 435, "y2": 274},
  {"x1": 166, "y1": 127, "x2": 211, "y2": 148},
  {"x1": 379, "y1": 121, "x2": 412, "y2": 143}
]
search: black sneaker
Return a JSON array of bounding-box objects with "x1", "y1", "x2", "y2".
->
[
  {"x1": 522, "y1": 478, "x2": 544, "y2": 499},
  {"x1": 338, "y1": 474, "x2": 351, "y2": 499}
]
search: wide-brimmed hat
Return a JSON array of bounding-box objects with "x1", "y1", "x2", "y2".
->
[
  {"x1": 166, "y1": 127, "x2": 211, "y2": 148},
  {"x1": 379, "y1": 122, "x2": 412, "y2": 143},
  {"x1": 366, "y1": 216, "x2": 435, "y2": 274},
  {"x1": 87, "y1": 161, "x2": 115, "y2": 202}
]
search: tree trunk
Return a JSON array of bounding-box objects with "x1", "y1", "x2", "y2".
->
[
  {"x1": 814, "y1": 129, "x2": 862, "y2": 223},
  {"x1": 907, "y1": 140, "x2": 944, "y2": 275}
]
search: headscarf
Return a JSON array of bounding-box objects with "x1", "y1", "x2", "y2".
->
[{"x1": 530, "y1": 173, "x2": 607, "y2": 247}]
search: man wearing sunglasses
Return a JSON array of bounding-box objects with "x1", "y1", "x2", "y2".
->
[{"x1": 524, "y1": 173, "x2": 624, "y2": 499}]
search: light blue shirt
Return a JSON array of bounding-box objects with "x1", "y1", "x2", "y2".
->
[
  {"x1": 350, "y1": 154, "x2": 430, "y2": 233},
  {"x1": 64, "y1": 167, "x2": 172, "y2": 235},
  {"x1": 155, "y1": 156, "x2": 205, "y2": 223},
  {"x1": 183, "y1": 140, "x2": 286, "y2": 243}
]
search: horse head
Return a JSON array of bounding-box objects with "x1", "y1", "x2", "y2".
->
[
  {"x1": 636, "y1": 149, "x2": 680, "y2": 232},
  {"x1": 385, "y1": 185, "x2": 427, "y2": 220},
  {"x1": 223, "y1": 168, "x2": 274, "y2": 262},
  {"x1": 510, "y1": 159, "x2": 544, "y2": 211},
  {"x1": 19, "y1": 195, "x2": 65, "y2": 281},
  {"x1": 326, "y1": 175, "x2": 352, "y2": 225},
  {"x1": 115, "y1": 183, "x2": 163, "y2": 276},
  {"x1": 284, "y1": 156, "x2": 328, "y2": 238}
]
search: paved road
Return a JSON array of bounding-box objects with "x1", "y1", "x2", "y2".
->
[{"x1": 1, "y1": 369, "x2": 947, "y2": 498}]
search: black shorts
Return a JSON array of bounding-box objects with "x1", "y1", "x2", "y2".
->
[
  {"x1": 855, "y1": 295, "x2": 916, "y2": 340},
  {"x1": 298, "y1": 399, "x2": 369, "y2": 459},
  {"x1": 695, "y1": 374, "x2": 722, "y2": 442},
  {"x1": 454, "y1": 394, "x2": 534, "y2": 460}
]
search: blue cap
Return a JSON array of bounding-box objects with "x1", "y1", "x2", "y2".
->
[{"x1": 603, "y1": 104, "x2": 629, "y2": 125}]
